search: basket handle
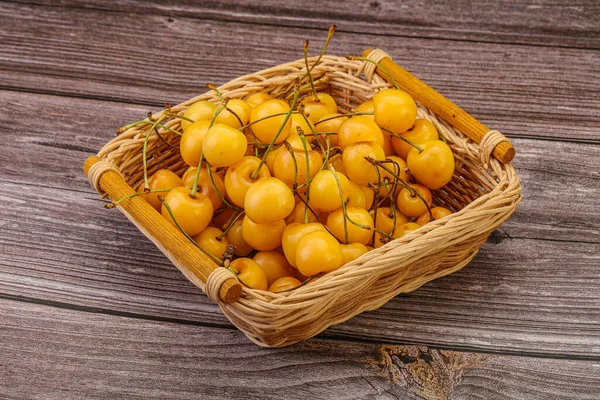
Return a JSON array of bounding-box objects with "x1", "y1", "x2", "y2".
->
[
  {"x1": 362, "y1": 49, "x2": 516, "y2": 164},
  {"x1": 83, "y1": 155, "x2": 242, "y2": 303}
]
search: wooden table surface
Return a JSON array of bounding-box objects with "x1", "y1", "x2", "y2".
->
[{"x1": 1, "y1": 1, "x2": 599, "y2": 398}]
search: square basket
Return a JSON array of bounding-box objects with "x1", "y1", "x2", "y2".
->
[{"x1": 83, "y1": 48, "x2": 522, "y2": 347}]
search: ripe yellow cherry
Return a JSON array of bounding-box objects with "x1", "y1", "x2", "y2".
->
[
  {"x1": 392, "y1": 222, "x2": 421, "y2": 239},
  {"x1": 203, "y1": 123, "x2": 247, "y2": 167},
  {"x1": 375, "y1": 207, "x2": 409, "y2": 235},
  {"x1": 181, "y1": 100, "x2": 216, "y2": 131},
  {"x1": 416, "y1": 207, "x2": 452, "y2": 226},
  {"x1": 253, "y1": 251, "x2": 295, "y2": 286},
  {"x1": 241, "y1": 215, "x2": 286, "y2": 251},
  {"x1": 308, "y1": 169, "x2": 350, "y2": 212},
  {"x1": 139, "y1": 169, "x2": 184, "y2": 211},
  {"x1": 182, "y1": 166, "x2": 226, "y2": 210},
  {"x1": 161, "y1": 187, "x2": 213, "y2": 237},
  {"x1": 285, "y1": 201, "x2": 324, "y2": 224},
  {"x1": 341, "y1": 243, "x2": 369, "y2": 264},
  {"x1": 295, "y1": 231, "x2": 344, "y2": 277},
  {"x1": 193, "y1": 227, "x2": 230, "y2": 260},
  {"x1": 327, "y1": 153, "x2": 346, "y2": 175},
  {"x1": 226, "y1": 220, "x2": 253, "y2": 256},
  {"x1": 315, "y1": 113, "x2": 347, "y2": 147},
  {"x1": 407, "y1": 140, "x2": 455, "y2": 189},
  {"x1": 326, "y1": 206, "x2": 374, "y2": 245},
  {"x1": 224, "y1": 156, "x2": 271, "y2": 208},
  {"x1": 245, "y1": 92, "x2": 273, "y2": 108},
  {"x1": 342, "y1": 142, "x2": 386, "y2": 186},
  {"x1": 249, "y1": 99, "x2": 292, "y2": 144},
  {"x1": 180, "y1": 120, "x2": 210, "y2": 167},
  {"x1": 273, "y1": 146, "x2": 321, "y2": 188},
  {"x1": 281, "y1": 223, "x2": 327, "y2": 267},
  {"x1": 230, "y1": 258, "x2": 268, "y2": 291},
  {"x1": 347, "y1": 180, "x2": 368, "y2": 209},
  {"x1": 337, "y1": 116, "x2": 384, "y2": 149},
  {"x1": 392, "y1": 119, "x2": 439, "y2": 159},
  {"x1": 268, "y1": 276, "x2": 302, "y2": 293},
  {"x1": 362, "y1": 185, "x2": 375, "y2": 210},
  {"x1": 244, "y1": 177, "x2": 295, "y2": 224},
  {"x1": 395, "y1": 184, "x2": 433, "y2": 218},
  {"x1": 289, "y1": 113, "x2": 315, "y2": 142},
  {"x1": 301, "y1": 93, "x2": 338, "y2": 123},
  {"x1": 355, "y1": 100, "x2": 374, "y2": 119},
  {"x1": 378, "y1": 155, "x2": 410, "y2": 198},
  {"x1": 214, "y1": 99, "x2": 252, "y2": 129},
  {"x1": 373, "y1": 88, "x2": 417, "y2": 133}
]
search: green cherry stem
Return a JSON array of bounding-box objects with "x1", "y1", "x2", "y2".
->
[
  {"x1": 347, "y1": 56, "x2": 401, "y2": 90},
  {"x1": 159, "y1": 196, "x2": 224, "y2": 265},
  {"x1": 250, "y1": 79, "x2": 301, "y2": 180},
  {"x1": 304, "y1": 40, "x2": 319, "y2": 102},
  {"x1": 328, "y1": 164, "x2": 371, "y2": 244},
  {"x1": 142, "y1": 114, "x2": 167, "y2": 192},
  {"x1": 380, "y1": 126, "x2": 424, "y2": 153},
  {"x1": 105, "y1": 188, "x2": 172, "y2": 209},
  {"x1": 313, "y1": 111, "x2": 374, "y2": 126},
  {"x1": 190, "y1": 153, "x2": 205, "y2": 198},
  {"x1": 217, "y1": 211, "x2": 245, "y2": 241}
]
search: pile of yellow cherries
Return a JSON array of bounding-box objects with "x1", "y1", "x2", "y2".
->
[{"x1": 129, "y1": 83, "x2": 455, "y2": 294}]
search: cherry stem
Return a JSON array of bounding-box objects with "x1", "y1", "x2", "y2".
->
[
  {"x1": 328, "y1": 164, "x2": 371, "y2": 244},
  {"x1": 207, "y1": 83, "x2": 225, "y2": 102},
  {"x1": 304, "y1": 40, "x2": 319, "y2": 102},
  {"x1": 297, "y1": 128, "x2": 312, "y2": 224},
  {"x1": 293, "y1": 193, "x2": 335, "y2": 236},
  {"x1": 190, "y1": 153, "x2": 204, "y2": 198},
  {"x1": 347, "y1": 56, "x2": 401, "y2": 90},
  {"x1": 316, "y1": 134, "x2": 331, "y2": 174},
  {"x1": 142, "y1": 114, "x2": 167, "y2": 191},
  {"x1": 313, "y1": 111, "x2": 373, "y2": 126},
  {"x1": 367, "y1": 157, "x2": 433, "y2": 221},
  {"x1": 159, "y1": 196, "x2": 223, "y2": 265},
  {"x1": 250, "y1": 79, "x2": 301, "y2": 180},
  {"x1": 209, "y1": 98, "x2": 229, "y2": 128},
  {"x1": 307, "y1": 25, "x2": 336, "y2": 75},
  {"x1": 217, "y1": 211, "x2": 244, "y2": 241},
  {"x1": 380, "y1": 126, "x2": 424, "y2": 153},
  {"x1": 105, "y1": 188, "x2": 172, "y2": 209},
  {"x1": 205, "y1": 162, "x2": 244, "y2": 213},
  {"x1": 284, "y1": 141, "x2": 300, "y2": 192}
]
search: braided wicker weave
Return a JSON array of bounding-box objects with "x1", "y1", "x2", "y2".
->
[{"x1": 85, "y1": 50, "x2": 521, "y2": 347}]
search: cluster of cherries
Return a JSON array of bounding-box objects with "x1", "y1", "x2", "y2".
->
[{"x1": 127, "y1": 82, "x2": 455, "y2": 294}]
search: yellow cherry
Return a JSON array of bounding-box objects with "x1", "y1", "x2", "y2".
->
[
  {"x1": 181, "y1": 100, "x2": 216, "y2": 131},
  {"x1": 203, "y1": 123, "x2": 247, "y2": 167},
  {"x1": 139, "y1": 169, "x2": 184, "y2": 211},
  {"x1": 253, "y1": 251, "x2": 295, "y2": 286},
  {"x1": 244, "y1": 177, "x2": 295, "y2": 224},
  {"x1": 373, "y1": 88, "x2": 417, "y2": 133},
  {"x1": 241, "y1": 216, "x2": 286, "y2": 251},
  {"x1": 230, "y1": 258, "x2": 268, "y2": 290},
  {"x1": 281, "y1": 223, "x2": 327, "y2": 267},
  {"x1": 301, "y1": 93, "x2": 338, "y2": 123},
  {"x1": 392, "y1": 119, "x2": 439, "y2": 159},
  {"x1": 337, "y1": 116, "x2": 384, "y2": 149},
  {"x1": 342, "y1": 142, "x2": 386, "y2": 186},
  {"x1": 161, "y1": 187, "x2": 213, "y2": 237},
  {"x1": 295, "y1": 231, "x2": 344, "y2": 276},
  {"x1": 245, "y1": 92, "x2": 273, "y2": 108},
  {"x1": 341, "y1": 243, "x2": 369, "y2": 264},
  {"x1": 326, "y1": 206, "x2": 374, "y2": 245},
  {"x1": 214, "y1": 99, "x2": 252, "y2": 129},
  {"x1": 249, "y1": 99, "x2": 292, "y2": 144},
  {"x1": 224, "y1": 156, "x2": 271, "y2": 208},
  {"x1": 268, "y1": 276, "x2": 302, "y2": 293},
  {"x1": 193, "y1": 227, "x2": 230, "y2": 260},
  {"x1": 308, "y1": 169, "x2": 350, "y2": 213}
]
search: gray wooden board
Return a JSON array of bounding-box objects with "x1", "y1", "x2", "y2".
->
[
  {"x1": 1, "y1": 0, "x2": 600, "y2": 397},
  {"x1": 0, "y1": 2, "x2": 599, "y2": 143},
  {"x1": 1, "y1": 90, "x2": 598, "y2": 357},
  {"x1": 2, "y1": 299, "x2": 600, "y2": 400},
  {"x1": 7, "y1": 0, "x2": 600, "y2": 49}
]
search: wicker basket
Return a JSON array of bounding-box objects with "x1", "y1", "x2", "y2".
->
[{"x1": 83, "y1": 49, "x2": 522, "y2": 347}]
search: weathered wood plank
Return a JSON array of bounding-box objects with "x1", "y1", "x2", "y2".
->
[
  {"x1": 10, "y1": 0, "x2": 600, "y2": 49},
  {"x1": 1, "y1": 2, "x2": 599, "y2": 142},
  {"x1": 1, "y1": 91, "x2": 599, "y2": 356},
  {"x1": 2, "y1": 299, "x2": 600, "y2": 400}
]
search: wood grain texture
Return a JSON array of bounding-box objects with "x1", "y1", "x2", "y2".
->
[
  {"x1": 9, "y1": 0, "x2": 600, "y2": 49},
  {"x1": 1, "y1": 91, "x2": 599, "y2": 357},
  {"x1": 2, "y1": 299, "x2": 600, "y2": 400},
  {"x1": 1, "y1": 2, "x2": 599, "y2": 143}
]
